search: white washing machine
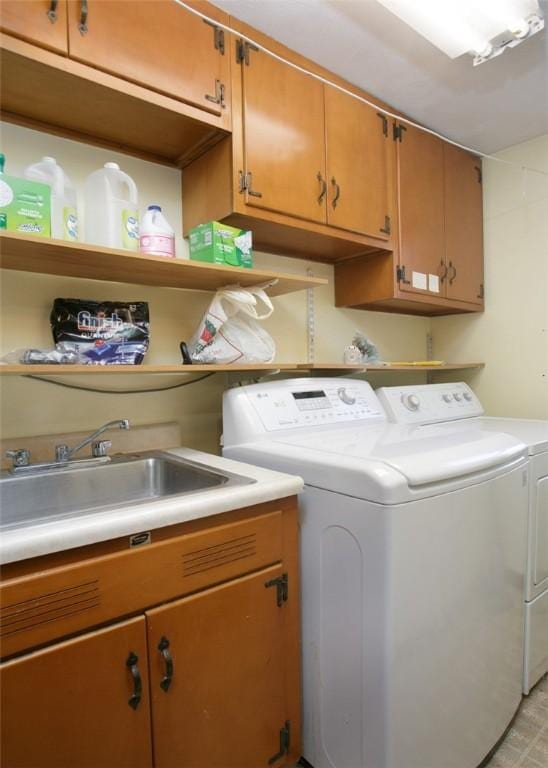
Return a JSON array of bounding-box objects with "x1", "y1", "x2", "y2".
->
[
  {"x1": 222, "y1": 378, "x2": 529, "y2": 768},
  {"x1": 377, "y1": 381, "x2": 548, "y2": 695}
]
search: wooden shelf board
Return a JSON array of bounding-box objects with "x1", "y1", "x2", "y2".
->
[
  {"x1": 0, "y1": 362, "x2": 484, "y2": 376},
  {"x1": 298, "y1": 363, "x2": 485, "y2": 372},
  {"x1": 0, "y1": 232, "x2": 327, "y2": 296},
  {"x1": 0, "y1": 364, "x2": 297, "y2": 376}
]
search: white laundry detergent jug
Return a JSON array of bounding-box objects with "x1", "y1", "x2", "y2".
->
[
  {"x1": 84, "y1": 162, "x2": 139, "y2": 250},
  {"x1": 24, "y1": 156, "x2": 78, "y2": 241},
  {"x1": 140, "y1": 205, "x2": 175, "y2": 258}
]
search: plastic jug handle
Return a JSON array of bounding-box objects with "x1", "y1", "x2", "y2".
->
[{"x1": 118, "y1": 170, "x2": 138, "y2": 203}]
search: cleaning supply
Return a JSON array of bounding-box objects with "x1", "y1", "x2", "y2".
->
[
  {"x1": 189, "y1": 221, "x2": 253, "y2": 268},
  {"x1": 50, "y1": 298, "x2": 150, "y2": 365},
  {"x1": 84, "y1": 162, "x2": 139, "y2": 251},
  {"x1": 0, "y1": 153, "x2": 51, "y2": 238},
  {"x1": 24, "y1": 156, "x2": 78, "y2": 241},
  {"x1": 140, "y1": 205, "x2": 175, "y2": 258}
]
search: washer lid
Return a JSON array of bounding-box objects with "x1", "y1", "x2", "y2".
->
[
  {"x1": 275, "y1": 421, "x2": 527, "y2": 488},
  {"x1": 471, "y1": 417, "x2": 548, "y2": 455}
]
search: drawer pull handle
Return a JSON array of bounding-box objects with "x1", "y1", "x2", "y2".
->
[
  {"x1": 448, "y1": 262, "x2": 457, "y2": 285},
  {"x1": 158, "y1": 636, "x2": 174, "y2": 692},
  {"x1": 331, "y1": 177, "x2": 341, "y2": 208},
  {"x1": 78, "y1": 0, "x2": 88, "y2": 34},
  {"x1": 317, "y1": 172, "x2": 327, "y2": 205},
  {"x1": 126, "y1": 651, "x2": 142, "y2": 710},
  {"x1": 47, "y1": 0, "x2": 58, "y2": 23}
]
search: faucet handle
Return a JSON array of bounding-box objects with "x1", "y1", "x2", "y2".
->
[
  {"x1": 6, "y1": 448, "x2": 31, "y2": 468},
  {"x1": 55, "y1": 444, "x2": 70, "y2": 462},
  {"x1": 92, "y1": 440, "x2": 112, "y2": 458}
]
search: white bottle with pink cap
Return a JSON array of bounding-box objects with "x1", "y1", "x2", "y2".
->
[{"x1": 140, "y1": 205, "x2": 175, "y2": 258}]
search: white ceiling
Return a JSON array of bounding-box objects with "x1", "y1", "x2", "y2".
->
[{"x1": 214, "y1": 0, "x2": 548, "y2": 153}]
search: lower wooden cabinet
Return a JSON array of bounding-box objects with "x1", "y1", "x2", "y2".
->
[
  {"x1": 148, "y1": 566, "x2": 288, "y2": 768},
  {"x1": 0, "y1": 499, "x2": 300, "y2": 768},
  {"x1": 0, "y1": 617, "x2": 153, "y2": 768}
]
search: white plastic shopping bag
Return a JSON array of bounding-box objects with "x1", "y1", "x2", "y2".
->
[{"x1": 188, "y1": 284, "x2": 276, "y2": 364}]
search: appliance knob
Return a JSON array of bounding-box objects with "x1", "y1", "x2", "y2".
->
[
  {"x1": 442, "y1": 394, "x2": 452, "y2": 403},
  {"x1": 463, "y1": 392, "x2": 473, "y2": 401},
  {"x1": 453, "y1": 393, "x2": 462, "y2": 402},
  {"x1": 403, "y1": 394, "x2": 421, "y2": 411},
  {"x1": 338, "y1": 387, "x2": 356, "y2": 405}
]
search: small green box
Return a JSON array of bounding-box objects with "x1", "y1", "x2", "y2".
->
[
  {"x1": 189, "y1": 221, "x2": 253, "y2": 268},
  {"x1": 0, "y1": 167, "x2": 51, "y2": 238}
]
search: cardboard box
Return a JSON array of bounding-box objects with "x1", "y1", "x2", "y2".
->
[
  {"x1": 0, "y1": 172, "x2": 51, "y2": 238},
  {"x1": 189, "y1": 221, "x2": 253, "y2": 268}
]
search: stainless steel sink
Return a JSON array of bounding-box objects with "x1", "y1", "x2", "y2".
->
[{"x1": 0, "y1": 451, "x2": 255, "y2": 531}]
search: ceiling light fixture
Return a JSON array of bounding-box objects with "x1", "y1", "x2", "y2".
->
[{"x1": 375, "y1": 0, "x2": 545, "y2": 65}]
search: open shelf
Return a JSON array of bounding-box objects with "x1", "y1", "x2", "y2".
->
[
  {"x1": 0, "y1": 362, "x2": 484, "y2": 376},
  {"x1": 0, "y1": 34, "x2": 228, "y2": 167},
  {"x1": 0, "y1": 232, "x2": 327, "y2": 296}
]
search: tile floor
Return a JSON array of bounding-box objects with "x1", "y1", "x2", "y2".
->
[
  {"x1": 294, "y1": 675, "x2": 548, "y2": 768},
  {"x1": 485, "y1": 674, "x2": 548, "y2": 768}
]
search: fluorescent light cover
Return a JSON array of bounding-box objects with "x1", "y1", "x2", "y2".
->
[{"x1": 376, "y1": 0, "x2": 542, "y2": 57}]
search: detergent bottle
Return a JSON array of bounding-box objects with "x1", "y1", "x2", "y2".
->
[
  {"x1": 140, "y1": 205, "x2": 175, "y2": 258},
  {"x1": 84, "y1": 162, "x2": 139, "y2": 250},
  {"x1": 24, "y1": 156, "x2": 78, "y2": 241}
]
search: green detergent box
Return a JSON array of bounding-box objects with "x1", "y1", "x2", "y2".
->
[
  {"x1": 188, "y1": 221, "x2": 253, "y2": 268},
  {"x1": 0, "y1": 156, "x2": 51, "y2": 238}
]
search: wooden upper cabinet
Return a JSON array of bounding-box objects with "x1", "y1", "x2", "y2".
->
[
  {"x1": 147, "y1": 566, "x2": 288, "y2": 768},
  {"x1": 396, "y1": 123, "x2": 446, "y2": 295},
  {"x1": 0, "y1": 617, "x2": 152, "y2": 768},
  {"x1": 325, "y1": 87, "x2": 393, "y2": 240},
  {"x1": 444, "y1": 144, "x2": 484, "y2": 305},
  {"x1": 240, "y1": 44, "x2": 326, "y2": 223},
  {"x1": 0, "y1": 0, "x2": 68, "y2": 54},
  {"x1": 67, "y1": 0, "x2": 230, "y2": 116}
]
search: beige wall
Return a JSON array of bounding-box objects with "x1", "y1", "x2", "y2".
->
[
  {"x1": 431, "y1": 134, "x2": 548, "y2": 419},
  {"x1": 3, "y1": 123, "x2": 544, "y2": 448},
  {"x1": 0, "y1": 122, "x2": 430, "y2": 452}
]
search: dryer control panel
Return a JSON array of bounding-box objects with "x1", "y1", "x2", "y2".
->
[{"x1": 377, "y1": 382, "x2": 484, "y2": 425}]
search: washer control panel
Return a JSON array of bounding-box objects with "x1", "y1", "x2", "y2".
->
[
  {"x1": 246, "y1": 379, "x2": 385, "y2": 431},
  {"x1": 376, "y1": 382, "x2": 484, "y2": 424}
]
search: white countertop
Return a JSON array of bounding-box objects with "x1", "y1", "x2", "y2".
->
[{"x1": 0, "y1": 447, "x2": 304, "y2": 565}]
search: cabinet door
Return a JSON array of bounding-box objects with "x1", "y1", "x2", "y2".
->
[
  {"x1": 396, "y1": 123, "x2": 446, "y2": 296},
  {"x1": 444, "y1": 144, "x2": 484, "y2": 304},
  {"x1": 325, "y1": 86, "x2": 393, "y2": 239},
  {"x1": 67, "y1": 1, "x2": 228, "y2": 115},
  {"x1": 0, "y1": 0, "x2": 68, "y2": 54},
  {"x1": 147, "y1": 566, "x2": 288, "y2": 768},
  {"x1": 240, "y1": 45, "x2": 327, "y2": 223},
  {"x1": 0, "y1": 616, "x2": 152, "y2": 768}
]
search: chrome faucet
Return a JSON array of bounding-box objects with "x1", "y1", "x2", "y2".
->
[
  {"x1": 4, "y1": 419, "x2": 130, "y2": 475},
  {"x1": 55, "y1": 419, "x2": 130, "y2": 462}
]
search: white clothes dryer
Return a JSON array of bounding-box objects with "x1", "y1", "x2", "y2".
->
[
  {"x1": 223, "y1": 378, "x2": 529, "y2": 768},
  {"x1": 377, "y1": 381, "x2": 548, "y2": 695}
]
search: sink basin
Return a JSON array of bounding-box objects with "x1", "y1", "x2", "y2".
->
[{"x1": 0, "y1": 451, "x2": 255, "y2": 531}]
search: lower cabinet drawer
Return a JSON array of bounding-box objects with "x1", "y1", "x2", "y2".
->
[{"x1": 0, "y1": 510, "x2": 283, "y2": 658}]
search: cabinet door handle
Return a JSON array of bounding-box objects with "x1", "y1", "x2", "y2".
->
[
  {"x1": 78, "y1": 0, "x2": 88, "y2": 34},
  {"x1": 439, "y1": 260, "x2": 448, "y2": 283},
  {"x1": 205, "y1": 79, "x2": 225, "y2": 107},
  {"x1": 47, "y1": 0, "x2": 58, "y2": 23},
  {"x1": 331, "y1": 177, "x2": 341, "y2": 209},
  {"x1": 158, "y1": 636, "x2": 174, "y2": 692},
  {"x1": 317, "y1": 172, "x2": 327, "y2": 205},
  {"x1": 126, "y1": 651, "x2": 142, "y2": 710},
  {"x1": 448, "y1": 262, "x2": 457, "y2": 285},
  {"x1": 246, "y1": 172, "x2": 262, "y2": 198}
]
